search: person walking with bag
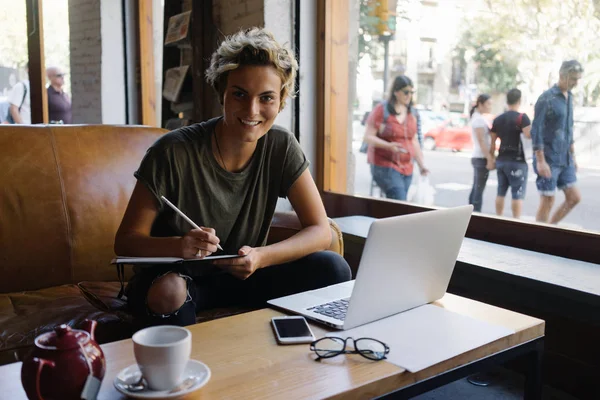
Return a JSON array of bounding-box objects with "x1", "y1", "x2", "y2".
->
[
  {"x1": 363, "y1": 75, "x2": 429, "y2": 201},
  {"x1": 468, "y1": 94, "x2": 493, "y2": 212},
  {"x1": 6, "y1": 63, "x2": 30, "y2": 124},
  {"x1": 489, "y1": 89, "x2": 531, "y2": 218}
]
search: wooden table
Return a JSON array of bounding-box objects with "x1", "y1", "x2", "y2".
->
[{"x1": 0, "y1": 294, "x2": 544, "y2": 400}]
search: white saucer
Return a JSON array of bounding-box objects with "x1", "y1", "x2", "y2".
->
[{"x1": 113, "y1": 359, "x2": 211, "y2": 399}]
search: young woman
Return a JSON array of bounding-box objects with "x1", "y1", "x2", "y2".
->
[
  {"x1": 364, "y1": 75, "x2": 429, "y2": 201},
  {"x1": 468, "y1": 94, "x2": 493, "y2": 212},
  {"x1": 114, "y1": 28, "x2": 351, "y2": 329}
]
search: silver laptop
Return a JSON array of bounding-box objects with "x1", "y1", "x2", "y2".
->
[{"x1": 267, "y1": 205, "x2": 473, "y2": 330}]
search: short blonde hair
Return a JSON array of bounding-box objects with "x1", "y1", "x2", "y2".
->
[{"x1": 205, "y1": 27, "x2": 298, "y2": 110}]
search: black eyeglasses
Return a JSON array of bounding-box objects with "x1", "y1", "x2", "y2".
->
[
  {"x1": 310, "y1": 337, "x2": 390, "y2": 361},
  {"x1": 402, "y1": 90, "x2": 415, "y2": 95},
  {"x1": 55, "y1": 74, "x2": 65, "y2": 78}
]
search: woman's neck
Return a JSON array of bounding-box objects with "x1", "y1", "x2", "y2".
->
[
  {"x1": 213, "y1": 120, "x2": 257, "y2": 172},
  {"x1": 394, "y1": 101, "x2": 407, "y2": 113}
]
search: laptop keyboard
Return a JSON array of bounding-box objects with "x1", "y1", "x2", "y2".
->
[{"x1": 307, "y1": 298, "x2": 349, "y2": 321}]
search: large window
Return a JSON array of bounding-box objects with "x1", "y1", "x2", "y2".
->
[
  {"x1": 0, "y1": 0, "x2": 158, "y2": 125},
  {"x1": 318, "y1": 0, "x2": 600, "y2": 263}
]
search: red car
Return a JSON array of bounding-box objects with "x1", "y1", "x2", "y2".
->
[{"x1": 423, "y1": 113, "x2": 494, "y2": 152}]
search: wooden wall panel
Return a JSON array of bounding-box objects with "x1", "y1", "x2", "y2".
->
[
  {"x1": 317, "y1": 0, "x2": 348, "y2": 192},
  {"x1": 26, "y1": 0, "x2": 48, "y2": 124},
  {"x1": 137, "y1": 0, "x2": 156, "y2": 126},
  {"x1": 192, "y1": 0, "x2": 221, "y2": 122}
]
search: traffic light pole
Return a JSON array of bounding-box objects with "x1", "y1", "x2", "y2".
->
[{"x1": 381, "y1": 34, "x2": 391, "y2": 95}]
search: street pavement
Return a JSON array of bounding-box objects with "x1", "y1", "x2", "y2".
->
[{"x1": 351, "y1": 139, "x2": 600, "y2": 233}]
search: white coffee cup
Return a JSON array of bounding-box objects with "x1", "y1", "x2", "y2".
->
[{"x1": 132, "y1": 325, "x2": 192, "y2": 391}]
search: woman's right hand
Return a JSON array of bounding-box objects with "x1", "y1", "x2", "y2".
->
[
  {"x1": 389, "y1": 142, "x2": 407, "y2": 153},
  {"x1": 180, "y1": 227, "x2": 221, "y2": 259}
]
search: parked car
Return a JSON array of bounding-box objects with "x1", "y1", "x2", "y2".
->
[
  {"x1": 423, "y1": 112, "x2": 494, "y2": 152},
  {"x1": 418, "y1": 110, "x2": 446, "y2": 140}
]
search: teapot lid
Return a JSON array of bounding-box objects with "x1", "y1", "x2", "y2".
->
[{"x1": 35, "y1": 324, "x2": 90, "y2": 350}]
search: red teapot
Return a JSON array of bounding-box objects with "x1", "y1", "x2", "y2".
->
[{"x1": 21, "y1": 320, "x2": 106, "y2": 400}]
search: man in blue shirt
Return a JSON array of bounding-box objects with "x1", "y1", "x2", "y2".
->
[{"x1": 531, "y1": 60, "x2": 583, "y2": 224}]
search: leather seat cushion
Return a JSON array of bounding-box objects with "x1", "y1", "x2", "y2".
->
[
  {"x1": 0, "y1": 284, "x2": 131, "y2": 365},
  {"x1": 78, "y1": 281, "x2": 260, "y2": 324}
]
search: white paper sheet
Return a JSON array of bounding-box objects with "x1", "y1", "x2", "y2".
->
[{"x1": 327, "y1": 304, "x2": 514, "y2": 372}]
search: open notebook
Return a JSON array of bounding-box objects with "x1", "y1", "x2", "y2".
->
[
  {"x1": 111, "y1": 254, "x2": 241, "y2": 299},
  {"x1": 111, "y1": 255, "x2": 240, "y2": 265}
]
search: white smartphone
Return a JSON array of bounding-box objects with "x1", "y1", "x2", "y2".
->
[{"x1": 271, "y1": 316, "x2": 316, "y2": 345}]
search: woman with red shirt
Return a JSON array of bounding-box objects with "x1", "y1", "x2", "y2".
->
[{"x1": 364, "y1": 75, "x2": 429, "y2": 200}]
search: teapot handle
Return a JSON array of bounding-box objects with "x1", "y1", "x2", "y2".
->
[
  {"x1": 31, "y1": 357, "x2": 56, "y2": 400},
  {"x1": 81, "y1": 319, "x2": 98, "y2": 341}
]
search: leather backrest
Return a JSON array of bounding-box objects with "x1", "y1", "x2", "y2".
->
[
  {"x1": 0, "y1": 125, "x2": 166, "y2": 292},
  {"x1": 0, "y1": 126, "x2": 72, "y2": 292},
  {"x1": 0, "y1": 125, "x2": 344, "y2": 293}
]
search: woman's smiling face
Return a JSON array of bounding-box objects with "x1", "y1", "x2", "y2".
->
[{"x1": 221, "y1": 65, "x2": 282, "y2": 143}]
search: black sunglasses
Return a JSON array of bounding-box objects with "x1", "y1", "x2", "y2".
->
[
  {"x1": 402, "y1": 90, "x2": 415, "y2": 95},
  {"x1": 310, "y1": 336, "x2": 390, "y2": 361}
]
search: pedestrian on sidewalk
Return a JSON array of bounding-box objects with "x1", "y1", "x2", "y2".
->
[
  {"x1": 363, "y1": 75, "x2": 429, "y2": 201},
  {"x1": 489, "y1": 89, "x2": 531, "y2": 219},
  {"x1": 6, "y1": 63, "x2": 30, "y2": 124},
  {"x1": 46, "y1": 66, "x2": 72, "y2": 124},
  {"x1": 531, "y1": 60, "x2": 583, "y2": 224},
  {"x1": 468, "y1": 94, "x2": 494, "y2": 212}
]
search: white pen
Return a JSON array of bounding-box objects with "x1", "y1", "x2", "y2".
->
[{"x1": 160, "y1": 195, "x2": 224, "y2": 251}]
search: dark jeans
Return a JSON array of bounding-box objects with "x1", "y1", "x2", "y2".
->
[
  {"x1": 126, "y1": 251, "x2": 352, "y2": 329},
  {"x1": 371, "y1": 164, "x2": 413, "y2": 201},
  {"x1": 468, "y1": 157, "x2": 489, "y2": 212}
]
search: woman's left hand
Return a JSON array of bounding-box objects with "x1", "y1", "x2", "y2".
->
[
  {"x1": 212, "y1": 246, "x2": 264, "y2": 280},
  {"x1": 419, "y1": 166, "x2": 430, "y2": 176}
]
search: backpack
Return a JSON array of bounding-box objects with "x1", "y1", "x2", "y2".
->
[
  {"x1": 6, "y1": 82, "x2": 28, "y2": 124},
  {"x1": 359, "y1": 101, "x2": 390, "y2": 153}
]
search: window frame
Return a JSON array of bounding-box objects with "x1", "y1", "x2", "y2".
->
[{"x1": 315, "y1": 0, "x2": 600, "y2": 265}]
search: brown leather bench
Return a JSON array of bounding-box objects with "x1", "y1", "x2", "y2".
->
[{"x1": 0, "y1": 125, "x2": 343, "y2": 365}]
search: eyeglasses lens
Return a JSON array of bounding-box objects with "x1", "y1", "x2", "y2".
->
[
  {"x1": 312, "y1": 337, "x2": 344, "y2": 358},
  {"x1": 355, "y1": 338, "x2": 387, "y2": 360}
]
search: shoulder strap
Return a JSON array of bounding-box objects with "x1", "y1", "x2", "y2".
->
[
  {"x1": 378, "y1": 101, "x2": 390, "y2": 136},
  {"x1": 517, "y1": 113, "x2": 524, "y2": 159},
  {"x1": 516, "y1": 112, "x2": 523, "y2": 128},
  {"x1": 382, "y1": 100, "x2": 390, "y2": 121},
  {"x1": 18, "y1": 82, "x2": 27, "y2": 110}
]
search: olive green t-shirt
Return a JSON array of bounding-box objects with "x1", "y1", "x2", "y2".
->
[{"x1": 134, "y1": 117, "x2": 309, "y2": 276}]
